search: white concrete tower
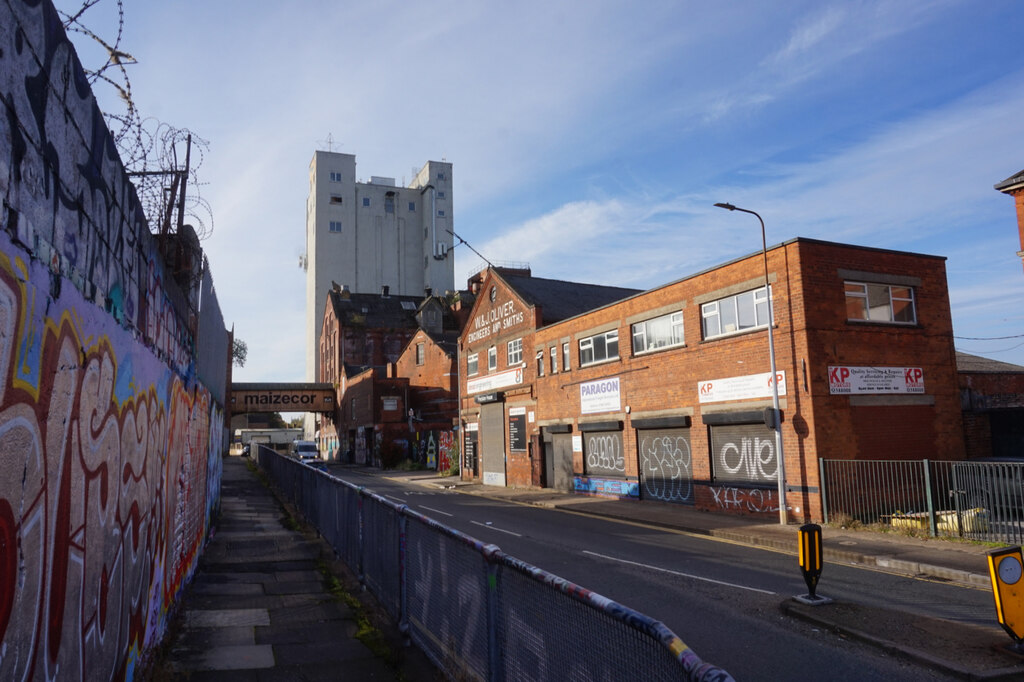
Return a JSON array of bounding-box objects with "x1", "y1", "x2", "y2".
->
[{"x1": 304, "y1": 152, "x2": 455, "y2": 385}]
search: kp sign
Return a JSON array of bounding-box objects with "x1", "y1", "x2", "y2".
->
[{"x1": 828, "y1": 366, "x2": 924, "y2": 395}]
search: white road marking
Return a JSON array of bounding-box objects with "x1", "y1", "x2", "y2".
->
[
  {"x1": 471, "y1": 520, "x2": 522, "y2": 537},
  {"x1": 583, "y1": 550, "x2": 776, "y2": 595},
  {"x1": 384, "y1": 494, "x2": 406, "y2": 504},
  {"x1": 420, "y1": 505, "x2": 453, "y2": 517}
]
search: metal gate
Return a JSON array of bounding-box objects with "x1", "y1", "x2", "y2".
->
[
  {"x1": 480, "y1": 402, "x2": 506, "y2": 486},
  {"x1": 638, "y1": 428, "x2": 694, "y2": 504}
]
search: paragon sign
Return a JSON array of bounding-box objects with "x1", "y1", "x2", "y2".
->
[{"x1": 230, "y1": 383, "x2": 335, "y2": 414}]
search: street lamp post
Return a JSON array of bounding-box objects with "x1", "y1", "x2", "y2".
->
[{"x1": 714, "y1": 202, "x2": 787, "y2": 525}]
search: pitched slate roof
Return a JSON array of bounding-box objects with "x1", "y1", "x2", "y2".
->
[
  {"x1": 995, "y1": 169, "x2": 1024, "y2": 192},
  {"x1": 956, "y1": 351, "x2": 1024, "y2": 374},
  {"x1": 500, "y1": 273, "x2": 642, "y2": 327},
  {"x1": 328, "y1": 290, "x2": 422, "y2": 328}
]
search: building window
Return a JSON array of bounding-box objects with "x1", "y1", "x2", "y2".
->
[
  {"x1": 488, "y1": 346, "x2": 497, "y2": 371},
  {"x1": 579, "y1": 330, "x2": 618, "y2": 367},
  {"x1": 438, "y1": 191, "x2": 446, "y2": 198},
  {"x1": 467, "y1": 353, "x2": 479, "y2": 376},
  {"x1": 438, "y1": 209, "x2": 445, "y2": 217},
  {"x1": 330, "y1": 171, "x2": 343, "y2": 182},
  {"x1": 330, "y1": 195, "x2": 343, "y2": 204},
  {"x1": 701, "y1": 287, "x2": 771, "y2": 339},
  {"x1": 385, "y1": 197, "x2": 395, "y2": 213},
  {"x1": 350, "y1": 398, "x2": 357, "y2": 420},
  {"x1": 845, "y1": 282, "x2": 916, "y2": 324},
  {"x1": 632, "y1": 311, "x2": 684, "y2": 355},
  {"x1": 550, "y1": 347, "x2": 558, "y2": 374},
  {"x1": 408, "y1": 201, "x2": 416, "y2": 211},
  {"x1": 536, "y1": 350, "x2": 545, "y2": 377},
  {"x1": 507, "y1": 338, "x2": 522, "y2": 366},
  {"x1": 362, "y1": 197, "x2": 370, "y2": 207},
  {"x1": 562, "y1": 342, "x2": 570, "y2": 372},
  {"x1": 328, "y1": 221, "x2": 342, "y2": 233},
  {"x1": 437, "y1": 171, "x2": 446, "y2": 180},
  {"x1": 416, "y1": 343, "x2": 425, "y2": 365}
]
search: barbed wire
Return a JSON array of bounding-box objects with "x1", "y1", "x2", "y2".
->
[{"x1": 57, "y1": 0, "x2": 214, "y2": 240}]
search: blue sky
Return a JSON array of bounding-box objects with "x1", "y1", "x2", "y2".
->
[{"x1": 57, "y1": 0, "x2": 1024, "y2": 382}]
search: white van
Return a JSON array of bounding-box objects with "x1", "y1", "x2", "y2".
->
[{"x1": 289, "y1": 440, "x2": 319, "y2": 462}]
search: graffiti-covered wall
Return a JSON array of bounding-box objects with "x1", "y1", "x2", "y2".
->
[{"x1": 0, "y1": 1, "x2": 225, "y2": 679}]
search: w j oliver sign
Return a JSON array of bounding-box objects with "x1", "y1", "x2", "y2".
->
[
  {"x1": 580, "y1": 377, "x2": 620, "y2": 414},
  {"x1": 828, "y1": 366, "x2": 925, "y2": 395}
]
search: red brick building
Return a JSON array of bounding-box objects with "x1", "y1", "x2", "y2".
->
[
  {"x1": 458, "y1": 239, "x2": 966, "y2": 522},
  {"x1": 995, "y1": 168, "x2": 1024, "y2": 272},
  {"x1": 957, "y1": 352, "x2": 1024, "y2": 460},
  {"x1": 320, "y1": 285, "x2": 470, "y2": 465},
  {"x1": 318, "y1": 286, "x2": 422, "y2": 460}
]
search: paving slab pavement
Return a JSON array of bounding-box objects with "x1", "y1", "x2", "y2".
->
[{"x1": 162, "y1": 457, "x2": 435, "y2": 681}]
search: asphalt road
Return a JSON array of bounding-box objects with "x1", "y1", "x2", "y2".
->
[{"x1": 330, "y1": 469, "x2": 993, "y2": 681}]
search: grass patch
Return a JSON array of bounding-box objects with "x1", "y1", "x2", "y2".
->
[
  {"x1": 316, "y1": 560, "x2": 390, "y2": 659},
  {"x1": 826, "y1": 511, "x2": 1009, "y2": 546}
]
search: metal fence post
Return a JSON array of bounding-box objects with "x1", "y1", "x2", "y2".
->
[
  {"x1": 398, "y1": 512, "x2": 409, "y2": 644},
  {"x1": 357, "y1": 492, "x2": 365, "y2": 587},
  {"x1": 819, "y1": 458, "x2": 830, "y2": 525},
  {"x1": 485, "y1": 550, "x2": 502, "y2": 682},
  {"x1": 923, "y1": 459, "x2": 937, "y2": 537}
]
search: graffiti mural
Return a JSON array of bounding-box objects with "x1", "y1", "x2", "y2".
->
[
  {"x1": 639, "y1": 432, "x2": 693, "y2": 504},
  {"x1": 437, "y1": 431, "x2": 455, "y2": 473},
  {"x1": 0, "y1": 242, "x2": 221, "y2": 679},
  {"x1": 573, "y1": 476, "x2": 640, "y2": 499},
  {"x1": 0, "y1": 2, "x2": 226, "y2": 678},
  {"x1": 709, "y1": 486, "x2": 779, "y2": 513}
]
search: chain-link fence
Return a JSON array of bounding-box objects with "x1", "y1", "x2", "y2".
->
[
  {"x1": 821, "y1": 458, "x2": 1024, "y2": 543},
  {"x1": 257, "y1": 447, "x2": 733, "y2": 681}
]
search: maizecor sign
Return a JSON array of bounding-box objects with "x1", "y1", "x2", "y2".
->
[{"x1": 230, "y1": 383, "x2": 335, "y2": 414}]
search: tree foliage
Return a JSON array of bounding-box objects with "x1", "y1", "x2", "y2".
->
[{"x1": 232, "y1": 338, "x2": 247, "y2": 367}]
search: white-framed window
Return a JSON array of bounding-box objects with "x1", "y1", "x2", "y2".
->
[
  {"x1": 536, "y1": 350, "x2": 545, "y2": 377},
  {"x1": 579, "y1": 330, "x2": 618, "y2": 367},
  {"x1": 328, "y1": 221, "x2": 342, "y2": 233},
  {"x1": 488, "y1": 346, "x2": 497, "y2": 371},
  {"x1": 330, "y1": 171, "x2": 343, "y2": 182},
  {"x1": 701, "y1": 286, "x2": 771, "y2": 339},
  {"x1": 632, "y1": 311, "x2": 684, "y2": 354},
  {"x1": 467, "y1": 353, "x2": 479, "y2": 376},
  {"x1": 550, "y1": 347, "x2": 558, "y2": 374},
  {"x1": 362, "y1": 197, "x2": 370, "y2": 207},
  {"x1": 845, "y1": 282, "x2": 916, "y2": 324},
  {"x1": 562, "y1": 342, "x2": 570, "y2": 372},
  {"x1": 415, "y1": 343, "x2": 425, "y2": 365},
  {"x1": 507, "y1": 338, "x2": 522, "y2": 366}
]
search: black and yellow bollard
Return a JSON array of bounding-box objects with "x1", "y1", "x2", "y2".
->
[
  {"x1": 988, "y1": 546, "x2": 1024, "y2": 653},
  {"x1": 795, "y1": 523, "x2": 832, "y2": 605}
]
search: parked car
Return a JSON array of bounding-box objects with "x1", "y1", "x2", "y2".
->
[{"x1": 289, "y1": 440, "x2": 319, "y2": 462}]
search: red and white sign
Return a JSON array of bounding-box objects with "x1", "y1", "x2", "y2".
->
[
  {"x1": 828, "y1": 366, "x2": 924, "y2": 395},
  {"x1": 698, "y1": 371, "x2": 787, "y2": 404},
  {"x1": 467, "y1": 367, "x2": 524, "y2": 394}
]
